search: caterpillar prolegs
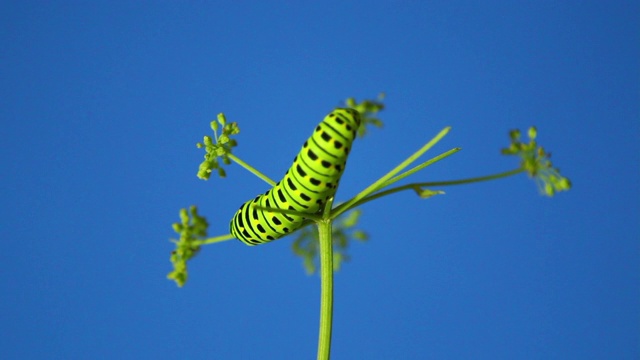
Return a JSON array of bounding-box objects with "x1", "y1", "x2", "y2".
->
[{"x1": 230, "y1": 108, "x2": 362, "y2": 245}]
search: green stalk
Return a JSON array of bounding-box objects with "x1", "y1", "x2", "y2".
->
[
  {"x1": 409, "y1": 167, "x2": 525, "y2": 187},
  {"x1": 316, "y1": 219, "x2": 333, "y2": 360},
  {"x1": 379, "y1": 147, "x2": 461, "y2": 189},
  {"x1": 332, "y1": 127, "x2": 451, "y2": 219},
  {"x1": 192, "y1": 233, "x2": 236, "y2": 246},
  {"x1": 228, "y1": 153, "x2": 277, "y2": 187},
  {"x1": 348, "y1": 168, "x2": 526, "y2": 210}
]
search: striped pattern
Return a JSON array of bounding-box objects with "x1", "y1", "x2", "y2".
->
[{"x1": 230, "y1": 108, "x2": 361, "y2": 245}]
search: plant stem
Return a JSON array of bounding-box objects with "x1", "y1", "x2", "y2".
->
[
  {"x1": 316, "y1": 219, "x2": 333, "y2": 360},
  {"x1": 412, "y1": 167, "x2": 526, "y2": 186},
  {"x1": 380, "y1": 147, "x2": 461, "y2": 189},
  {"x1": 228, "y1": 153, "x2": 277, "y2": 187},
  {"x1": 349, "y1": 167, "x2": 526, "y2": 209},
  {"x1": 192, "y1": 233, "x2": 236, "y2": 246},
  {"x1": 332, "y1": 127, "x2": 451, "y2": 219}
]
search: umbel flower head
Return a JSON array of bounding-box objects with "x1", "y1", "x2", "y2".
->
[
  {"x1": 196, "y1": 113, "x2": 239, "y2": 180},
  {"x1": 502, "y1": 127, "x2": 571, "y2": 196},
  {"x1": 167, "y1": 206, "x2": 209, "y2": 287}
]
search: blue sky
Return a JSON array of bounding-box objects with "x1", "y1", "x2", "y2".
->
[{"x1": 1, "y1": 1, "x2": 638, "y2": 359}]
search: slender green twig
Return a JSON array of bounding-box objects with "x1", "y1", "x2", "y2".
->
[
  {"x1": 379, "y1": 147, "x2": 461, "y2": 189},
  {"x1": 332, "y1": 127, "x2": 451, "y2": 219},
  {"x1": 410, "y1": 167, "x2": 526, "y2": 187},
  {"x1": 347, "y1": 168, "x2": 527, "y2": 210},
  {"x1": 323, "y1": 197, "x2": 335, "y2": 218},
  {"x1": 192, "y1": 234, "x2": 236, "y2": 246},
  {"x1": 316, "y1": 218, "x2": 333, "y2": 360},
  {"x1": 228, "y1": 153, "x2": 277, "y2": 187}
]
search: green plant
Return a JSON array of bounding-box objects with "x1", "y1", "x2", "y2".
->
[{"x1": 167, "y1": 94, "x2": 570, "y2": 360}]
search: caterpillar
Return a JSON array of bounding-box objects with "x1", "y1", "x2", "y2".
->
[{"x1": 230, "y1": 108, "x2": 362, "y2": 245}]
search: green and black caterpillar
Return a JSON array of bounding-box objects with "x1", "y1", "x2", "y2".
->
[{"x1": 230, "y1": 108, "x2": 362, "y2": 245}]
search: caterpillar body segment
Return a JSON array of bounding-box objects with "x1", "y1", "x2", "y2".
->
[{"x1": 230, "y1": 108, "x2": 362, "y2": 245}]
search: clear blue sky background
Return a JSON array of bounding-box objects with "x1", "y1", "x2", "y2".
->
[{"x1": 1, "y1": 2, "x2": 638, "y2": 359}]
